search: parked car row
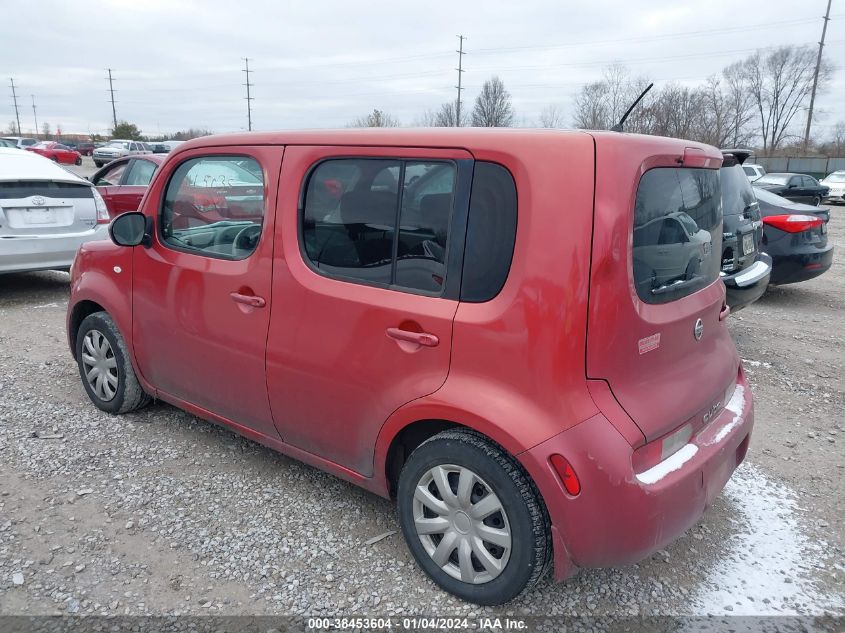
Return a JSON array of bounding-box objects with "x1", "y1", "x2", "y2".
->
[{"x1": 0, "y1": 129, "x2": 835, "y2": 606}]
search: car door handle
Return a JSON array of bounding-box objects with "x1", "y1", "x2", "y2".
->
[
  {"x1": 230, "y1": 292, "x2": 266, "y2": 308},
  {"x1": 719, "y1": 303, "x2": 731, "y2": 321},
  {"x1": 386, "y1": 327, "x2": 439, "y2": 348}
]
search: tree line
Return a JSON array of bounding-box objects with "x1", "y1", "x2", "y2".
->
[{"x1": 351, "y1": 44, "x2": 840, "y2": 156}]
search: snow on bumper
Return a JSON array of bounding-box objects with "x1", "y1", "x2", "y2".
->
[{"x1": 519, "y1": 370, "x2": 754, "y2": 582}]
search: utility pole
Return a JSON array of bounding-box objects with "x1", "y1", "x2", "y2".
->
[
  {"x1": 106, "y1": 68, "x2": 117, "y2": 131},
  {"x1": 455, "y1": 35, "x2": 466, "y2": 127},
  {"x1": 804, "y1": 0, "x2": 832, "y2": 151},
  {"x1": 242, "y1": 57, "x2": 254, "y2": 131},
  {"x1": 9, "y1": 78, "x2": 21, "y2": 135},
  {"x1": 31, "y1": 95, "x2": 39, "y2": 139}
]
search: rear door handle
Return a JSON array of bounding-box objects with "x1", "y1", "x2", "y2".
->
[
  {"x1": 386, "y1": 327, "x2": 439, "y2": 348},
  {"x1": 230, "y1": 292, "x2": 266, "y2": 308},
  {"x1": 719, "y1": 303, "x2": 731, "y2": 321}
]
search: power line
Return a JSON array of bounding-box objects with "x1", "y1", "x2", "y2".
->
[
  {"x1": 9, "y1": 78, "x2": 21, "y2": 135},
  {"x1": 455, "y1": 35, "x2": 466, "y2": 127},
  {"x1": 243, "y1": 57, "x2": 254, "y2": 131},
  {"x1": 106, "y1": 68, "x2": 117, "y2": 130},
  {"x1": 31, "y1": 95, "x2": 38, "y2": 138},
  {"x1": 805, "y1": 0, "x2": 832, "y2": 149}
]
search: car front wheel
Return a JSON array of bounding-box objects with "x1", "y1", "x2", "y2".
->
[
  {"x1": 397, "y1": 429, "x2": 551, "y2": 605},
  {"x1": 76, "y1": 312, "x2": 150, "y2": 414},
  {"x1": 813, "y1": 195, "x2": 822, "y2": 206}
]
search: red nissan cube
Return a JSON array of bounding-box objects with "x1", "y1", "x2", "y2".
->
[{"x1": 67, "y1": 129, "x2": 753, "y2": 605}]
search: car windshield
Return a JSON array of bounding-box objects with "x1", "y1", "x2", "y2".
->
[
  {"x1": 825, "y1": 173, "x2": 845, "y2": 182},
  {"x1": 757, "y1": 174, "x2": 790, "y2": 185},
  {"x1": 33, "y1": 142, "x2": 51, "y2": 149},
  {"x1": 107, "y1": 141, "x2": 130, "y2": 149},
  {"x1": 183, "y1": 160, "x2": 262, "y2": 187}
]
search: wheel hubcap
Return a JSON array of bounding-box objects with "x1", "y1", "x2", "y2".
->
[
  {"x1": 412, "y1": 464, "x2": 511, "y2": 584},
  {"x1": 81, "y1": 329, "x2": 118, "y2": 401}
]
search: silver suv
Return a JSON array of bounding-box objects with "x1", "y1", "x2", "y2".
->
[{"x1": 92, "y1": 139, "x2": 151, "y2": 167}]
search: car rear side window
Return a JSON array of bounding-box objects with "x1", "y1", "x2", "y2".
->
[
  {"x1": 460, "y1": 162, "x2": 517, "y2": 302},
  {"x1": 633, "y1": 168, "x2": 721, "y2": 305},
  {"x1": 302, "y1": 158, "x2": 457, "y2": 294},
  {"x1": 160, "y1": 156, "x2": 265, "y2": 260}
]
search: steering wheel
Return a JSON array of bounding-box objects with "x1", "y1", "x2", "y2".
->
[
  {"x1": 212, "y1": 224, "x2": 244, "y2": 247},
  {"x1": 233, "y1": 224, "x2": 262, "y2": 255}
]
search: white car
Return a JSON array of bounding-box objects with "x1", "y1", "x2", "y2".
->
[
  {"x1": 92, "y1": 139, "x2": 151, "y2": 167},
  {"x1": 743, "y1": 163, "x2": 766, "y2": 182},
  {"x1": 0, "y1": 148, "x2": 110, "y2": 274},
  {"x1": 2, "y1": 136, "x2": 38, "y2": 149},
  {"x1": 820, "y1": 170, "x2": 845, "y2": 204}
]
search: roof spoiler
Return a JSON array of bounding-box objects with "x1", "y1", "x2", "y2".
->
[{"x1": 721, "y1": 149, "x2": 753, "y2": 165}]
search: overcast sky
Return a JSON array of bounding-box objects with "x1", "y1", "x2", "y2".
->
[{"x1": 3, "y1": 0, "x2": 843, "y2": 138}]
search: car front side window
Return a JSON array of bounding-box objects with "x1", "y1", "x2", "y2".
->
[{"x1": 160, "y1": 156, "x2": 266, "y2": 260}]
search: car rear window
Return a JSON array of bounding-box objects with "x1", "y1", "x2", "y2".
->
[
  {"x1": 721, "y1": 163, "x2": 757, "y2": 216},
  {"x1": 0, "y1": 181, "x2": 93, "y2": 198},
  {"x1": 632, "y1": 168, "x2": 722, "y2": 305}
]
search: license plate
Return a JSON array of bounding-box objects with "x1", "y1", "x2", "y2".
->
[
  {"x1": 25, "y1": 208, "x2": 57, "y2": 224},
  {"x1": 742, "y1": 233, "x2": 755, "y2": 255}
]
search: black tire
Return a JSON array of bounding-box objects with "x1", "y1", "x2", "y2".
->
[
  {"x1": 812, "y1": 195, "x2": 822, "y2": 206},
  {"x1": 76, "y1": 312, "x2": 151, "y2": 414},
  {"x1": 397, "y1": 429, "x2": 551, "y2": 605},
  {"x1": 75, "y1": 156, "x2": 82, "y2": 166},
  {"x1": 50, "y1": 156, "x2": 58, "y2": 162},
  {"x1": 94, "y1": 161, "x2": 103, "y2": 168}
]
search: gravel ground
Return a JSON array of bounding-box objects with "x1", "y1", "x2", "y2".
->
[{"x1": 0, "y1": 200, "x2": 844, "y2": 626}]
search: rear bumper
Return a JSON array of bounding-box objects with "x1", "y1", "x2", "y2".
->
[
  {"x1": 770, "y1": 244, "x2": 834, "y2": 285},
  {"x1": 721, "y1": 252, "x2": 772, "y2": 311},
  {"x1": 519, "y1": 369, "x2": 754, "y2": 582},
  {"x1": 0, "y1": 227, "x2": 109, "y2": 274}
]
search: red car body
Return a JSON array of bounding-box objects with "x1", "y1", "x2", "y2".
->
[
  {"x1": 90, "y1": 154, "x2": 165, "y2": 217},
  {"x1": 26, "y1": 141, "x2": 82, "y2": 165},
  {"x1": 67, "y1": 129, "x2": 753, "y2": 588}
]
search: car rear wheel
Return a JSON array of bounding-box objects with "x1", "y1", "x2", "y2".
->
[
  {"x1": 397, "y1": 429, "x2": 551, "y2": 605},
  {"x1": 76, "y1": 312, "x2": 151, "y2": 415}
]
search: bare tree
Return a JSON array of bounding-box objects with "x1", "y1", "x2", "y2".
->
[
  {"x1": 741, "y1": 45, "x2": 833, "y2": 153},
  {"x1": 349, "y1": 108, "x2": 399, "y2": 128},
  {"x1": 572, "y1": 66, "x2": 654, "y2": 132},
  {"x1": 538, "y1": 103, "x2": 565, "y2": 128},
  {"x1": 818, "y1": 121, "x2": 845, "y2": 155},
  {"x1": 41, "y1": 122, "x2": 52, "y2": 140},
  {"x1": 471, "y1": 76, "x2": 514, "y2": 127},
  {"x1": 573, "y1": 81, "x2": 609, "y2": 129},
  {"x1": 418, "y1": 101, "x2": 467, "y2": 127}
]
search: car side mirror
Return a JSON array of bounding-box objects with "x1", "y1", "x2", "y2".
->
[
  {"x1": 109, "y1": 211, "x2": 152, "y2": 247},
  {"x1": 788, "y1": 183, "x2": 797, "y2": 188}
]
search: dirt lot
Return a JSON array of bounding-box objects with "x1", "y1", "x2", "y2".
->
[{"x1": 0, "y1": 199, "x2": 843, "y2": 625}]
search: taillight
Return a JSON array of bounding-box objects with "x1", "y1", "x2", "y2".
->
[
  {"x1": 762, "y1": 214, "x2": 823, "y2": 233},
  {"x1": 632, "y1": 423, "x2": 693, "y2": 474},
  {"x1": 92, "y1": 188, "x2": 110, "y2": 224},
  {"x1": 549, "y1": 454, "x2": 581, "y2": 496}
]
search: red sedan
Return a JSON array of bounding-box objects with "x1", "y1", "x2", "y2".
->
[
  {"x1": 90, "y1": 154, "x2": 166, "y2": 217},
  {"x1": 26, "y1": 141, "x2": 83, "y2": 165}
]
